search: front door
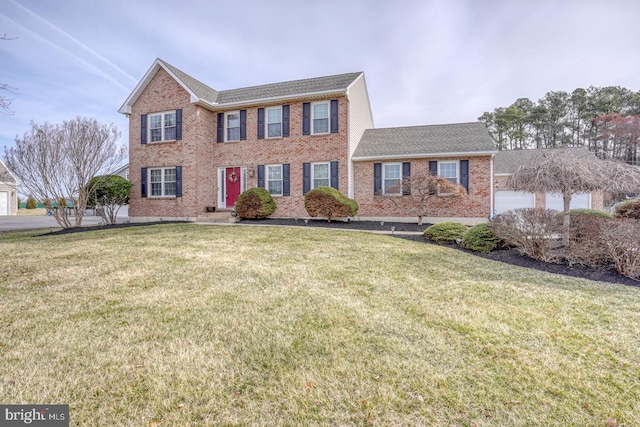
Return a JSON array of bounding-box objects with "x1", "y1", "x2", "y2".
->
[{"x1": 225, "y1": 167, "x2": 242, "y2": 208}]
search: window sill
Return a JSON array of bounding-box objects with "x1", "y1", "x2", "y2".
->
[
  {"x1": 147, "y1": 140, "x2": 177, "y2": 145},
  {"x1": 147, "y1": 196, "x2": 177, "y2": 200}
]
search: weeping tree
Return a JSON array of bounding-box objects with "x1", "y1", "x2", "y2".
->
[
  {"x1": 508, "y1": 148, "x2": 640, "y2": 246},
  {"x1": 4, "y1": 118, "x2": 126, "y2": 228}
]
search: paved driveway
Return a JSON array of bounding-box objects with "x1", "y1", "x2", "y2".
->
[{"x1": 0, "y1": 214, "x2": 129, "y2": 232}]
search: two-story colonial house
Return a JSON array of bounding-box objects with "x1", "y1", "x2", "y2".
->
[{"x1": 119, "y1": 59, "x2": 497, "y2": 224}]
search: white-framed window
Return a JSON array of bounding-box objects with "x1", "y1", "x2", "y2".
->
[
  {"x1": 439, "y1": 161, "x2": 459, "y2": 183},
  {"x1": 312, "y1": 162, "x2": 330, "y2": 189},
  {"x1": 383, "y1": 163, "x2": 402, "y2": 195},
  {"x1": 266, "y1": 164, "x2": 283, "y2": 196},
  {"x1": 311, "y1": 101, "x2": 329, "y2": 135},
  {"x1": 225, "y1": 111, "x2": 240, "y2": 142},
  {"x1": 266, "y1": 106, "x2": 282, "y2": 138},
  {"x1": 149, "y1": 111, "x2": 176, "y2": 142},
  {"x1": 149, "y1": 167, "x2": 176, "y2": 197}
]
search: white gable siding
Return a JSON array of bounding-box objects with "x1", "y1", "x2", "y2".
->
[{"x1": 346, "y1": 74, "x2": 374, "y2": 198}]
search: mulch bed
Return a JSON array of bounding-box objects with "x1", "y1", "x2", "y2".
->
[{"x1": 43, "y1": 218, "x2": 638, "y2": 288}]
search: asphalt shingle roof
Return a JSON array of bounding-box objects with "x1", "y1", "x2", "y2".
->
[
  {"x1": 352, "y1": 122, "x2": 497, "y2": 160},
  {"x1": 494, "y1": 147, "x2": 596, "y2": 174},
  {"x1": 159, "y1": 59, "x2": 361, "y2": 106}
]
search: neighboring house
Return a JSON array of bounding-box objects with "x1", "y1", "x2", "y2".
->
[
  {"x1": 112, "y1": 164, "x2": 130, "y2": 181},
  {"x1": 352, "y1": 123, "x2": 498, "y2": 224},
  {"x1": 494, "y1": 148, "x2": 605, "y2": 214},
  {"x1": 0, "y1": 158, "x2": 19, "y2": 216},
  {"x1": 119, "y1": 59, "x2": 498, "y2": 223}
]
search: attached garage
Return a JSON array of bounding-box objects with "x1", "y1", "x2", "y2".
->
[
  {"x1": 0, "y1": 191, "x2": 8, "y2": 216},
  {"x1": 495, "y1": 189, "x2": 535, "y2": 214},
  {"x1": 545, "y1": 193, "x2": 591, "y2": 211}
]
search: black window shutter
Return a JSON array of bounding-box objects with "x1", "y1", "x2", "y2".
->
[
  {"x1": 282, "y1": 105, "x2": 290, "y2": 137},
  {"x1": 216, "y1": 113, "x2": 224, "y2": 142},
  {"x1": 460, "y1": 160, "x2": 469, "y2": 192},
  {"x1": 402, "y1": 162, "x2": 411, "y2": 195},
  {"x1": 257, "y1": 108, "x2": 265, "y2": 139},
  {"x1": 175, "y1": 109, "x2": 182, "y2": 140},
  {"x1": 257, "y1": 165, "x2": 265, "y2": 188},
  {"x1": 303, "y1": 162, "x2": 311, "y2": 194},
  {"x1": 175, "y1": 166, "x2": 182, "y2": 197},
  {"x1": 429, "y1": 161, "x2": 438, "y2": 176},
  {"x1": 141, "y1": 167, "x2": 147, "y2": 197},
  {"x1": 330, "y1": 161, "x2": 339, "y2": 190},
  {"x1": 330, "y1": 100, "x2": 339, "y2": 133},
  {"x1": 374, "y1": 163, "x2": 382, "y2": 195},
  {"x1": 240, "y1": 110, "x2": 247, "y2": 140},
  {"x1": 283, "y1": 163, "x2": 290, "y2": 196},
  {"x1": 302, "y1": 103, "x2": 310, "y2": 135},
  {"x1": 141, "y1": 114, "x2": 147, "y2": 144}
]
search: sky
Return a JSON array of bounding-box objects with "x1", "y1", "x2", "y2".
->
[{"x1": 1, "y1": 0, "x2": 640, "y2": 156}]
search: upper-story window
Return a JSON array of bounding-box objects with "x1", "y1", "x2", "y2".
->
[
  {"x1": 226, "y1": 111, "x2": 240, "y2": 142},
  {"x1": 149, "y1": 111, "x2": 176, "y2": 142},
  {"x1": 266, "y1": 107, "x2": 282, "y2": 138},
  {"x1": 312, "y1": 102, "x2": 329, "y2": 135}
]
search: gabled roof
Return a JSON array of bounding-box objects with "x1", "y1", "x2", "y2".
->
[
  {"x1": 352, "y1": 122, "x2": 497, "y2": 161},
  {"x1": 494, "y1": 147, "x2": 596, "y2": 174},
  {"x1": 119, "y1": 58, "x2": 363, "y2": 114},
  {"x1": 0, "y1": 157, "x2": 19, "y2": 184}
]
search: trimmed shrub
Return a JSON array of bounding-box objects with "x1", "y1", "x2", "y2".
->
[
  {"x1": 235, "y1": 187, "x2": 276, "y2": 219},
  {"x1": 461, "y1": 223, "x2": 499, "y2": 253},
  {"x1": 304, "y1": 187, "x2": 358, "y2": 222},
  {"x1": 424, "y1": 222, "x2": 468, "y2": 244},
  {"x1": 570, "y1": 208, "x2": 613, "y2": 219},
  {"x1": 614, "y1": 199, "x2": 640, "y2": 219},
  {"x1": 564, "y1": 213, "x2": 610, "y2": 267},
  {"x1": 25, "y1": 196, "x2": 37, "y2": 209},
  {"x1": 491, "y1": 208, "x2": 561, "y2": 262}
]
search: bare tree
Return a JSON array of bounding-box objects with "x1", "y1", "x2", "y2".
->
[
  {"x1": 386, "y1": 173, "x2": 467, "y2": 225},
  {"x1": 508, "y1": 148, "x2": 640, "y2": 246},
  {"x1": 4, "y1": 117, "x2": 127, "y2": 228},
  {"x1": 1, "y1": 34, "x2": 18, "y2": 114}
]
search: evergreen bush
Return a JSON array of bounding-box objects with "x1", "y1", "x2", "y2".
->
[
  {"x1": 614, "y1": 199, "x2": 640, "y2": 219},
  {"x1": 461, "y1": 223, "x2": 499, "y2": 253},
  {"x1": 424, "y1": 222, "x2": 468, "y2": 244},
  {"x1": 236, "y1": 187, "x2": 276, "y2": 219},
  {"x1": 25, "y1": 196, "x2": 37, "y2": 209}
]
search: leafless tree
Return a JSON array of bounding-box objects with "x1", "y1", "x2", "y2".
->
[
  {"x1": 4, "y1": 117, "x2": 127, "y2": 228},
  {"x1": 386, "y1": 174, "x2": 467, "y2": 225},
  {"x1": 1, "y1": 34, "x2": 18, "y2": 114},
  {"x1": 508, "y1": 148, "x2": 640, "y2": 246}
]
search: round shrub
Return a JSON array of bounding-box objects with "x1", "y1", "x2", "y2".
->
[
  {"x1": 614, "y1": 199, "x2": 640, "y2": 219},
  {"x1": 25, "y1": 196, "x2": 37, "y2": 209},
  {"x1": 424, "y1": 222, "x2": 468, "y2": 244},
  {"x1": 304, "y1": 186, "x2": 358, "y2": 222},
  {"x1": 569, "y1": 208, "x2": 612, "y2": 219},
  {"x1": 235, "y1": 187, "x2": 276, "y2": 219},
  {"x1": 461, "y1": 223, "x2": 499, "y2": 253}
]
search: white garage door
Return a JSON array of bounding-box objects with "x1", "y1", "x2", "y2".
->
[
  {"x1": 495, "y1": 190, "x2": 535, "y2": 214},
  {"x1": 0, "y1": 191, "x2": 8, "y2": 216},
  {"x1": 545, "y1": 193, "x2": 591, "y2": 211}
]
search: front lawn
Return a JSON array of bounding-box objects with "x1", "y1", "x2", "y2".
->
[{"x1": 0, "y1": 224, "x2": 638, "y2": 425}]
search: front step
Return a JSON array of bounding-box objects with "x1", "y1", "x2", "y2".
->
[{"x1": 197, "y1": 211, "x2": 237, "y2": 224}]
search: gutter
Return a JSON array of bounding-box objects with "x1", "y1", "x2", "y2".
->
[
  {"x1": 195, "y1": 89, "x2": 348, "y2": 111},
  {"x1": 351, "y1": 150, "x2": 499, "y2": 162}
]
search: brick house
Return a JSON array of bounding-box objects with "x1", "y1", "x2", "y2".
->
[{"x1": 119, "y1": 59, "x2": 497, "y2": 223}]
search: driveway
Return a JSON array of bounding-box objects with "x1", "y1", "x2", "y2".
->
[{"x1": 0, "y1": 214, "x2": 129, "y2": 232}]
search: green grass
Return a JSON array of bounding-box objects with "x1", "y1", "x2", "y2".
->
[{"x1": 1, "y1": 224, "x2": 639, "y2": 426}]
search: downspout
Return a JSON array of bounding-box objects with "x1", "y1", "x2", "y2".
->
[{"x1": 489, "y1": 153, "x2": 495, "y2": 219}]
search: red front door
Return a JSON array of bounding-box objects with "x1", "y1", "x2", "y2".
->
[{"x1": 225, "y1": 167, "x2": 241, "y2": 208}]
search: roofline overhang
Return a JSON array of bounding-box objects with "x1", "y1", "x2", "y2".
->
[
  {"x1": 351, "y1": 150, "x2": 499, "y2": 162},
  {"x1": 195, "y1": 89, "x2": 348, "y2": 111},
  {"x1": 0, "y1": 158, "x2": 19, "y2": 184}
]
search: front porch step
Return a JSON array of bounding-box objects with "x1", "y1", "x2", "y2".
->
[{"x1": 197, "y1": 211, "x2": 238, "y2": 224}]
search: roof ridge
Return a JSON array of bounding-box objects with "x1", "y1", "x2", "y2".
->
[
  {"x1": 365, "y1": 122, "x2": 485, "y2": 131},
  {"x1": 218, "y1": 71, "x2": 363, "y2": 93},
  {"x1": 157, "y1": 58, "x2": 219, "y2": 103}
]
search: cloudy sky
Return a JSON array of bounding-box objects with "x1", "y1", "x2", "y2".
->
[{"x1": 1, "y1": 0, "x2": 639, "y2": 155}]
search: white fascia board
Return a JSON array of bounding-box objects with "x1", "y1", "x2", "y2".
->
[
  {"x1": 204, "y1": 89, "x2": 347, "y2": 111},
  {"x1": 351, "y1": 150, "x2": 499, "y2": 162}
]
